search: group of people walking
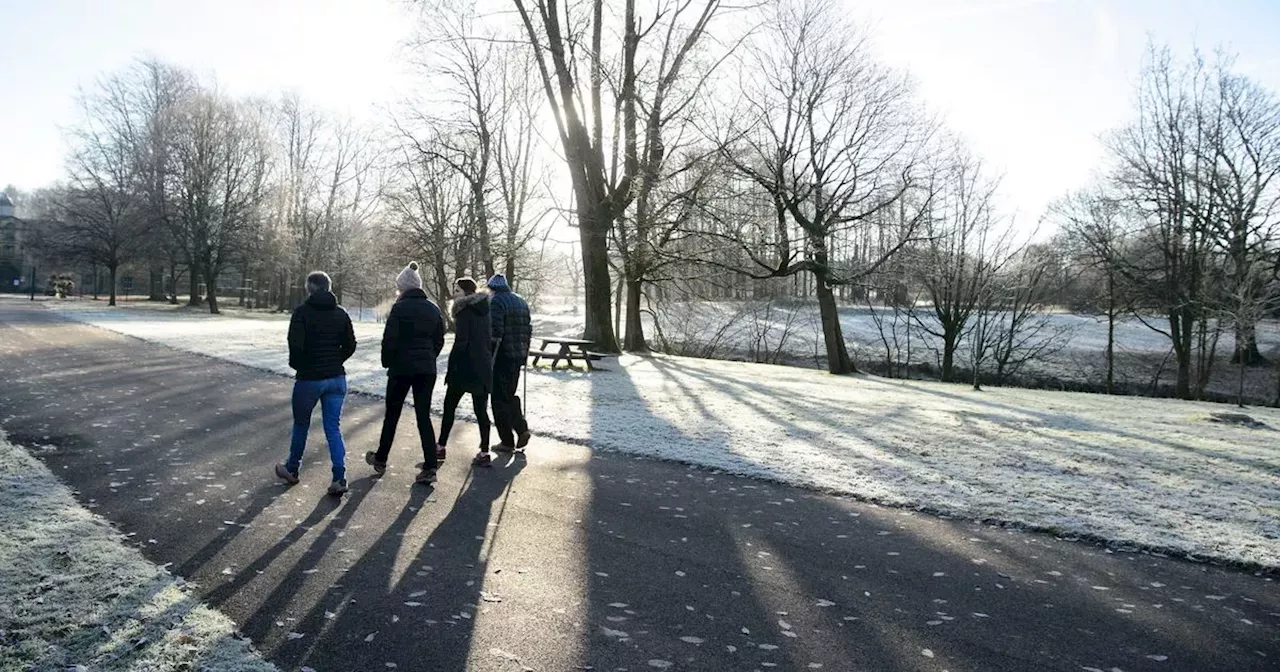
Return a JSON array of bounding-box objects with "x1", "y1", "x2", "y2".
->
[{"x1": 275, "y1": 262, "x2": 532, "y2": 496}]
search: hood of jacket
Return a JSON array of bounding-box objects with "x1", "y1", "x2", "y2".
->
[
  {"x1": 305, "y1": 290, "x2": 338, "y2": 310},
  {"x1": 451, "y1": 291, "x2": 490, "y2": 318}
]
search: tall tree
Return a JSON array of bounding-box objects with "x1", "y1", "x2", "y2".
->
[
  {"x1": 1105, "y1": 45, "x2": 1223, "y2": 399},
  {"x1": 53, "y1": 74, "x2": 162, "y2": 306},
  {"x1": 1200, "y1": 62, "x2": 1280, "y2": 366},
  {"x1": 502, "y1": 0, "x2": 733, "y2": 351},
  {"x1": 170, "y1": 92, "x2": 271, "y2": 314},
  {"x1": 1052, "y1": 188, "x2": 1131, "y2": 394},
  {"x1": 712, "y1": 0, "x2": 935, "y2": 373}
]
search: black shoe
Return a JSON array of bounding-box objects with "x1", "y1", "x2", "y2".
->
[
  {"x1": 517, "y1": 430, "x2": 532, "y2": 449},
  {"x1": 275, "y1": 463, "x2": 299, "y2": 485},
  {"x1": 436, "y1": 444, "x2": 447, "y2": 463},
  {"x1": 364, "y1": 451, "x2": 387, "y2": 475},
  {"x1": 327, "y1": 479, "x2": 349, "y2": 496},
  {"x1": 472, "y1": 452, "x2": 492, "y2": 467},
  {"x1": 493, "y1": 443, "x2": 516, "y2": 454},
  {"x1": 415, "y1": 468, "x2": 437, "y2": 484}
]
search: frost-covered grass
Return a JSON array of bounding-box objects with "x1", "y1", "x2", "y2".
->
[
  {"x1": 0, "y1": 431, "x2": 277, "y2": 672},
  {"x1": 45, "y1": 300, "x2": 1280, "y2": 568}
]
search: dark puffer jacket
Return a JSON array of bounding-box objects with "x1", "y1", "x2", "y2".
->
[
  {"x1": 445, "y1": 292, "x2": 493, "y2": 393},
  {"x1": 381, "y1": 288, "x2": 446, "y2": 376},
  {"x1": 488, "y1": 286, "x2": 532, "y2": 364},
  {"x1": 288, "y1": 291, "x2": 357, "y2": 380}
]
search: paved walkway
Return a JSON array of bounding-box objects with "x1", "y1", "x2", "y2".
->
[{"x1": 1, "y1": 298, "x2": 1276, "y2": 672}]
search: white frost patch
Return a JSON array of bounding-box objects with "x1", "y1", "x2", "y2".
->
[
  {"x1": 48, "y1": 302, "x2": 1280, "y2": 566},
  {"x1": 0, "y1": 431, "x2": 276, "y2": 672}
]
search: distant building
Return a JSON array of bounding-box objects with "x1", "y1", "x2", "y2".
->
[{"x1": 0, "y1": 192, "x2": 37, "y2": 291}]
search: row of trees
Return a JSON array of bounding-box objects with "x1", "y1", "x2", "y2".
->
[
  {"x1": 1052, "y1": 47, "x2": 1280, "y2": 401},
  {"x1": 493, "y1": 0, "x2": 1279, "y2": 401},
  {"x1": 36, "y1": 61, "x2": 387, "y2": 313},
  {"x1": 30, "y1": 0, "x2": 1279, "y2": 403},
  {"x1": 35, "y1": 17, "x2": 554, "y2": 315}
]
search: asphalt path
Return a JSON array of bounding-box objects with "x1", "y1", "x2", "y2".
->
[{"x1": 0, "y1": 297, "x2": 1276, "y2": 672}]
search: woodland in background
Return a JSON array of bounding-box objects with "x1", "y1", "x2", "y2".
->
[{"x1": 13, "y1": 0, "x2": 1279, "y2": 405}]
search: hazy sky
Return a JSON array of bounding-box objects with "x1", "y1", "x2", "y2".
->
[{"x1": 3, "y1": 0, "x2": 1279, "y2": 225}]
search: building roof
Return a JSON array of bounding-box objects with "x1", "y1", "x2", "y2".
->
[{"x1": 0, "y1": 193, "x2": 12, "y2": 207}]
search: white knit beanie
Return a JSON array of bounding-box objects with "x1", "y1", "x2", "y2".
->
[{"x1": 396, "y1": 261, "x2": 423, "y2": 293}]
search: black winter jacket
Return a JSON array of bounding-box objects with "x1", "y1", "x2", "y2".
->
[
  {"x1": 489, "y1": 287, "x2": 532, "y2": 364},
  {"x1": 288, "y1": 291, "x2": 357, "y2": 380},
  {"x1": 381, "y1": 288, "x2": 446, "y2": 376},
  {"x1": 445, "y1": 292, "x2": 493, "y2": 393}
]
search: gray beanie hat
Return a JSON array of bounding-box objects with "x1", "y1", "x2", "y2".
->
[{"x1": 396, "y1": 261, "x2": 423, "y2": 293}]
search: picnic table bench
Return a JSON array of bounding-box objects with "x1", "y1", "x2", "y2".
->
[{"x1": 529, "y1": 336, "x2": 611, "y2": 371}]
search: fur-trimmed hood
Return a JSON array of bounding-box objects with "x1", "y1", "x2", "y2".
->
[{"x1": 450, "y1": 291, "x2": 490, "y2": 317}]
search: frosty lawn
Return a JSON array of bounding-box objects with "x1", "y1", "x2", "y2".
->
[
  {"x1": 0, "y1": 431, "x2": 277, "y2": 672},
  {"x1": 47, "y1": 301, "x2": 1280, "y2": 568}
]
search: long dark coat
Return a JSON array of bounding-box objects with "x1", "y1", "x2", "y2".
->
[{"x1": 445, "y1": 292, "x2": 493, "y2": 393}]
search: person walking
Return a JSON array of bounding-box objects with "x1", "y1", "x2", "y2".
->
[
  {"x1": 435, "y1": 277, "x2": 495, "y2": 467},
  {"x1": 277, "y1": 271, "x2": 357, "y2": 496},
  {"x1": 486, "y1": 273, "x2": 532, "y2": 455},
  {"x1": 365, "y1": 262, "x2": 446, "y2": 485}
]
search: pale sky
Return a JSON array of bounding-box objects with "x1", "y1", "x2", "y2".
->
[{"x1": 3, "y1": 0, "x2": 1279, "y2": 227}]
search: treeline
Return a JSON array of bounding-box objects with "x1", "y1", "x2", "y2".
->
[{"x1": 25, "y1": 0, "x2": 1280, "y2": 405}]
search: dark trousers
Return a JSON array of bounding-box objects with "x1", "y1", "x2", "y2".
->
[
  {"x1": 438, "y1": 384, "x2": 491, "y2": 450},
  {"x1": 376, "y1": 373, "x2": 437, "y2": 469},
  {"x1": 491, "y1": 358, "x2": 527, "y2": 447}
]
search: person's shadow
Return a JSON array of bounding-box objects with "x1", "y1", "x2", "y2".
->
[{"x1": 278, "y1": 455, "x2": 528, "y2": 671}]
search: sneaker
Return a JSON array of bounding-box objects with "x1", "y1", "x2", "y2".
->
[
  {"x1": 472, "y1": 452, "x2": 492, "y2": 467},
  {"x1": 364, "y1": 451, "x2": 387, "y2": 475},
  {"x1": 327, "y1": 479, "x2": 349, "y2": 496},
  {"x1": 516, "y1": 430, "x2": 532, "y2": 450},
  {"x1": 436, "y1": 444, "x2": 447, "y2": 463},
  {"x1": 275, "y1": 463, "x2": 299, "y2": 485},
  {"x1": 493, "y1": 443, "x2": 516, "y2": 454},
  {"x1": 415, "y1": 468, "x2": 437, "y2": 484}
]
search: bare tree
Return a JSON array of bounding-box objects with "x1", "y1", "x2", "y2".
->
[
  {"x1": 708, "y1": 0, "x2": 935, "y2": 373},
  {"x1": 980, "y1": 251, "x2": 1075, "y2": 388},
  {"x1": 1104, "y1": 45, "x2": 1223, "y2": 400},
  {"x1": 385, "y1": 133, "x2": 470, "y2": 314},
  {"x1": 1200, "y1": 63, "x2": 1280, "y2": 367},
  {"x1": 51, "y1": 76, "x2": 160, "y2": 306},
  {"x1": 1052, "y1": 187, "x2": 1131, "y2": 393},
  {"x1": 170, "y1": 91, "x2": 272, "y2": 314},
  {"x1": 911, "y1": 148, "x2": 1004, "y2": 383},
  {"x1": 502, "y1": 0, "x2": 734, "y2": 351}
]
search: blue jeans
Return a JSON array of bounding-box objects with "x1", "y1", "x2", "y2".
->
[{"x1": 286, "y1": 376, "x2": 348, "y2": 481}]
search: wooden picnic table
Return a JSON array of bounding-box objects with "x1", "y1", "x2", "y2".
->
[{"x1": 529, "y1": 336, "x2": 607, "y2": 371}]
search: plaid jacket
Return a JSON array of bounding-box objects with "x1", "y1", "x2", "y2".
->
[{"x1": 488, "y1": 287, "x2": 532, "y2": 364}]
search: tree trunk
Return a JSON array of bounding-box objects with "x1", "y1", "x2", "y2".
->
[
  {"x1": 1172, "y1": 311, "x2": 1192, "y2": 400},
  {"x1": 1232, "y1": 322, "x2": 1265, "y2": 366},
  {"x1": 941, "y1": 333, "x2": 957, "y2": 383},
  {"x1": 206, "y1": 265, "x2": 220, "y2": 314},
  {"x1": 187, "y1": 262, "x2": 201, "y2": 307},
  {"x1": 168, "y1": 265, "x2": 179, "y2": 305},
  {"x1": 815, "y1": 278, "x2": 854, "y2": 374},
  {"x1": 149, "y1": 267, "x2": 164, "y2": 301},
  {"x1": 623, "y1": 276, "x2": 648, "y2": 352},
  {"x1": 581, "y1": 207, "x2": 619, "y2": 351},
  {"x1": 239, "y1": 269, "x2": 247, "y2": 307},
  {"x1": 614, "y1": 271, "x2": 623, "y2": 346},
  {"x1": 107, "y1": 264, "x2": 118, "y2": 307},
  {"x1": 1274, "y1": 362, "x2": 1280, "y2": 408},
  {"x1": 1238, "y1": 353, "x2": 1248, "y2": 408},
  {"x1": 1105, "y1": 274, "x2": 1115, "y2": 394},
  {"x1": 277, "y1": 273, "x2": 289, "y2": 312}
]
